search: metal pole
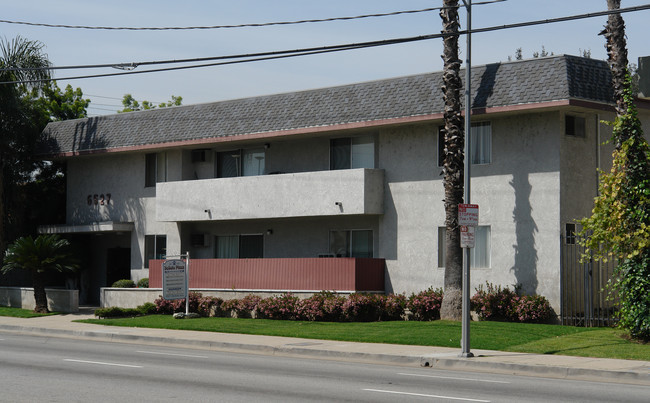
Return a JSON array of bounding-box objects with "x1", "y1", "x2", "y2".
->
[
  {"x1": 185, "y1": 251, "x2": 190, "y2": 316},
  {"x1": 460, "y1": 0, "x2": 474, "y2": 358}
]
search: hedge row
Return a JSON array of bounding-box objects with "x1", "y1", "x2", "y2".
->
[{"x1": 96, "y1": 284, "x2": 553, "y2": 324}]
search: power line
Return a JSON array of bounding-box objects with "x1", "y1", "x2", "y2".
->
[
  {"x1": 0, "y1": 1, "x2": 505, "y2": 31},
  {"x1": 84, "y1": 93, "x2": 123, "y2": 100},
  {"x1": 2, "y1": 3, "x2": 648, "y2": 85}
]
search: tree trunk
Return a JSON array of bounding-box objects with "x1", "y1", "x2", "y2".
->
[
  {"x1": 31, "y1": 270, "x2": 49, "y2": 313},
  {"x1": 602, "y1": 0, "x2": 630, "y2": 144},
  {"x1": 0, "y1": 158, "x2": 5, "y2": 254},
  {"x1": 439, "y1": 0, "x2": 464, "y2": 321}
]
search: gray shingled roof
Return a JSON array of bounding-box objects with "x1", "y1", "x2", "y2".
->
[{"x1": 40, "y1": 55, "x2": 613, "y2": 155}]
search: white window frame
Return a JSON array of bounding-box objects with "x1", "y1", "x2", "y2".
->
[
  {"x1": 438, "y1": 225, "x2": 491, "y2": 268},
  {"x1": 438, "y1": 123, "x2": 491, "y2": 166},
  {"x1": 328, "y1": 229, "x2": 374, "y2": 258}
]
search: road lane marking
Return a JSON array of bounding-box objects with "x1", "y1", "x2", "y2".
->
[
  {"x1": 399, "y1": 372, "x2": 510, "y2": 384},
  {"x1": 63, "y1": 359, "x2": 142, "y2": 368},
  {"x1": 136, "y1": 350, "x2": 209, "y2": 359},
  {"x1": 364, "y1": 388, "x2": 490, "y2": 402}
]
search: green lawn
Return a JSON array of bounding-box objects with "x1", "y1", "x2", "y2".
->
[
  {"x1": 0, "y1": 306, "x2": 59, "y2": 318},
  {"x1": 79, "y1": 315, "x2": 650, "y2": 361}
]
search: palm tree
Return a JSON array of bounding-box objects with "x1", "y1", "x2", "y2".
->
[
  {"x1": 439, "y1": 0, "x2": 464, "y2": 321},
  {"x1": 601, "y1": 0, "x2": 629, "y2": 132},
  {"x1": 2, "y1": 234, "x2": 78, "y2": 313},
  {"x1": 0, "y1": 36, "x2": 51, "y2": 253}
]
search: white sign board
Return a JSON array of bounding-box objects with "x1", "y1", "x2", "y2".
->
[
  {"x1": 460, "y1": 225, "x2": 475, "y2": 248},
  {"x1": 162, "y1": 259, "x2": 187, "y2": 300},
  {"x1": 458, "y1": 203, "x2": 479, "y2": 227}
]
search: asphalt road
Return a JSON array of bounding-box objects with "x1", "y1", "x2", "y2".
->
[{"x1": 1, "y1": 331, "x2": 648, "y2": 402}]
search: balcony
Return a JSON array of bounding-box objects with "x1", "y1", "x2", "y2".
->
[
  {"x1": 148, "y1": 258, "x2": 385, "y2": 292},
  {"x1": 155, "y1": 168, "x2": 384, "y2": 222}
]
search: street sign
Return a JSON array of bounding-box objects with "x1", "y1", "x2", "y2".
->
[
  {"x1": 162, "y1": 259, "x2": 187, "y2": 300},
  {"x1": 458, "y1": 203, "x2": 479, "y2": 227},
  {"x1": 460, "y1": 225, "x2": 475, "y2": 248}
]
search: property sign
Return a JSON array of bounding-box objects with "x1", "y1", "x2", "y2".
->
[
  {"x1": 460, "y1": 225, "x2": 475, "y2": 248},
  {"x1": 458, "y1": 204, "x2": 479, "y2": 227},
  {"x1": 162, "y1": 259, "x2": 187, "y2": 300}
]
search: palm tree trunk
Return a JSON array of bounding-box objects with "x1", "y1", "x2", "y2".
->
[
  {"x1": 602, "y1": 0, "x2": 630, "y2": 145},
  {"x1": 0, "y1": 159, "x2": 5, "y2": 254},
  {"x1": 439, "y1": 0, "x2": 464, "y2": 321},
  {"x1": 31, "y1": 270, "x2": 49, "y2": 313}
]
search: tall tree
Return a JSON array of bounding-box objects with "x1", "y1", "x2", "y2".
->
[
  {"x1": 602, "y1": 0, "x2": 629, "y2": 131},
  {"x1": 439, "y1": 0, "x2": 464, "y2": 321},
  {"x1": 118, "y1": 94, "x2": 182, "y2": 113},
  {"x1": 580, "y1": 0, "x2": 650, "y2": 340},
  {"x1": 2, "y1": 235, "x2": 78, "y2": 313},
  {"x1": 0, "y1": 36, "x2": 51, "y2": 253}
]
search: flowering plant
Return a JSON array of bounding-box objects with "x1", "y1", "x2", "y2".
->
[{"x1": 407, "y1": 288, "x2": 443, "y2": 321}]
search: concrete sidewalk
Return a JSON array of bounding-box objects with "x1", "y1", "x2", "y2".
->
[{"x1": 0, "y1": 309, "x2": 648, "y2": 386}]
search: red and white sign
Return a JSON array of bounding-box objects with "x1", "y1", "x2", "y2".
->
[
  {"x1": 460, "y1": 225, "x2": 475, "y2": 248},
  {"x1": 458, "y1": 204, "x2": 479, "y2": 227}
]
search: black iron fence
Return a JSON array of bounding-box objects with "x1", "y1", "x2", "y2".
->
[{"x1": 560, "y1": 234, "x2": 618, "y2": 327}]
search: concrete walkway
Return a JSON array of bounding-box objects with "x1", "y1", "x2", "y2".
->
[{"x1": 1, "y1": 309, "x2": 648, "y2": 386}]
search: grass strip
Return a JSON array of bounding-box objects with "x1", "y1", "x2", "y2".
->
[
  {"x1": 79, "y1": 315, "x2": 649, "y2": 360},
  {"x1": 0, "y1": 306, "x2": 59, "y2": 318}
]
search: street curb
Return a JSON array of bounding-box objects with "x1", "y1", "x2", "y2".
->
[
  {"x1": 422, "y1": 356, "x2": 650, "y2": 386},
  {"x1": 1, "y1": 323, "x2": 648, "y2": 386}
]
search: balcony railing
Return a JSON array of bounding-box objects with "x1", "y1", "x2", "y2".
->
[
  {"x1": 155, "y1": 168, "x2": 384, "y2": 222},
  {"x1": 148, "y1": 257, "x2": 385, "y2": 292}
]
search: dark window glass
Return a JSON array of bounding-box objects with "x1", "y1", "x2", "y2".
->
[
  {"x1": 144, "y1": 235, "x2": 166, "y2": 268},
  {"x1": 240, "y1": 235, "x2": 263, "y2": 258},
  {"x1": 145, "y1": 153, "x2": 157, "y2": 187},
  {"x1": 217, "y1": 151, "x2": 240, "y2": 178},
  {"x1": 566, "y1": 115, "x2": 585, "y2": 137},
  {"x1": 566, "y1": 223, "x2": 577, "y2": 245},
  {"x1": 330, "y1": 138, "x2": 351, "y2": 170}
]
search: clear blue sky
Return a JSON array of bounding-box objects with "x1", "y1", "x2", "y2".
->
[{"x1": 2, "y1": 0, "x2": 649, "y2": 116}]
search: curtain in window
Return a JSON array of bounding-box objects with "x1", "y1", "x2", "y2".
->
[
  {"x1": 329, "y1": 230, "x2": 350, "y2": 257},
  {"x1": 470, "y1": 226, "x2": 490, "y2": 268},
  {"x1": 351, "y1": 136, "x2": 374, "y2": 169},
  {"x1": 351, "y1": 230, "x2": 373, "y2": 258},
  {"x1": 216, "y1": 236, "x2": 239, "y2": 258},
  {"x1": 242, "y1": 149, "x2": 265, "y2": 176},
  {"x1": 438, "y1": 226, "x2": 491, "y2": 268},
  {"x1": 471, "y1": 122, "x2": 491, "y2": 164},
  {"x1": 156, "y1": 152, "x2": 167, "y2": 182}
]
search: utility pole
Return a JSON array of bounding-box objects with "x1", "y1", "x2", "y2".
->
[{"x1": 460, "y1": 0, "x2": 474, "y2": 359}]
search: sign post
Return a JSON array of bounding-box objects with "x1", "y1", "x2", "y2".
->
[
  {"x1": 162, "y1": 251, "x2": 190, "y2": 316},
  {"x1": 458, "y1": 203, "x2": 478, "y2": 358}
]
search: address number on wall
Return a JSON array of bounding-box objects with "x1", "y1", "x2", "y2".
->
[{"x1": 87, "y1": 193, "x2": 112, "y2": 206}]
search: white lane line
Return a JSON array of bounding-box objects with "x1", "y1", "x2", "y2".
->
[
  {"x1": 364, "y1": 388, "x2": 490, "y2": 402},
  {"x1": 399, "y1": 372, "x2": 510, "y2": 384},
  {"x1": 136, "y1": 350, "x2": 209, "y2": 359},
  {"x1": 63, "y1": 359, "x2": 142, "y2": 368}
]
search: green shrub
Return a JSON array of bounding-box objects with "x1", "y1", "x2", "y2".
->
[
  {"x1": 137, "y1": 278, "x2": 149, "y2": 288},
  {"x1": 471, "y1": 282, "x2": 554, "y2": 324},
  {"x1": 295, "y1": 291, "x2": 346, "y2": 321},
  {"x1": 111, "y1": 279, "x2": 135, "y2": 288},
  {"x1": 94, "y1": 306, "x2": 141, "y2": 318},
  {"x1": 137, "y1": 302, "x2": 157, "y2": 315},
  {"x1": 153, "y1": 292, "x2": 223, "y2": 317}
]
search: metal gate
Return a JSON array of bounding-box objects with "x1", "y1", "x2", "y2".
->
[{"x1": 560, "y1": 234, "x2": 618, "y2": 327}]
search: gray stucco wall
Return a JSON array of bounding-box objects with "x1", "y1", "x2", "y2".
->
[
  {"x1": 377, "y1": 113, "x2": 562, "y2": 310},
  {"x1": 64, "y1": 107, "x2": 650, "y2": 312}
]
